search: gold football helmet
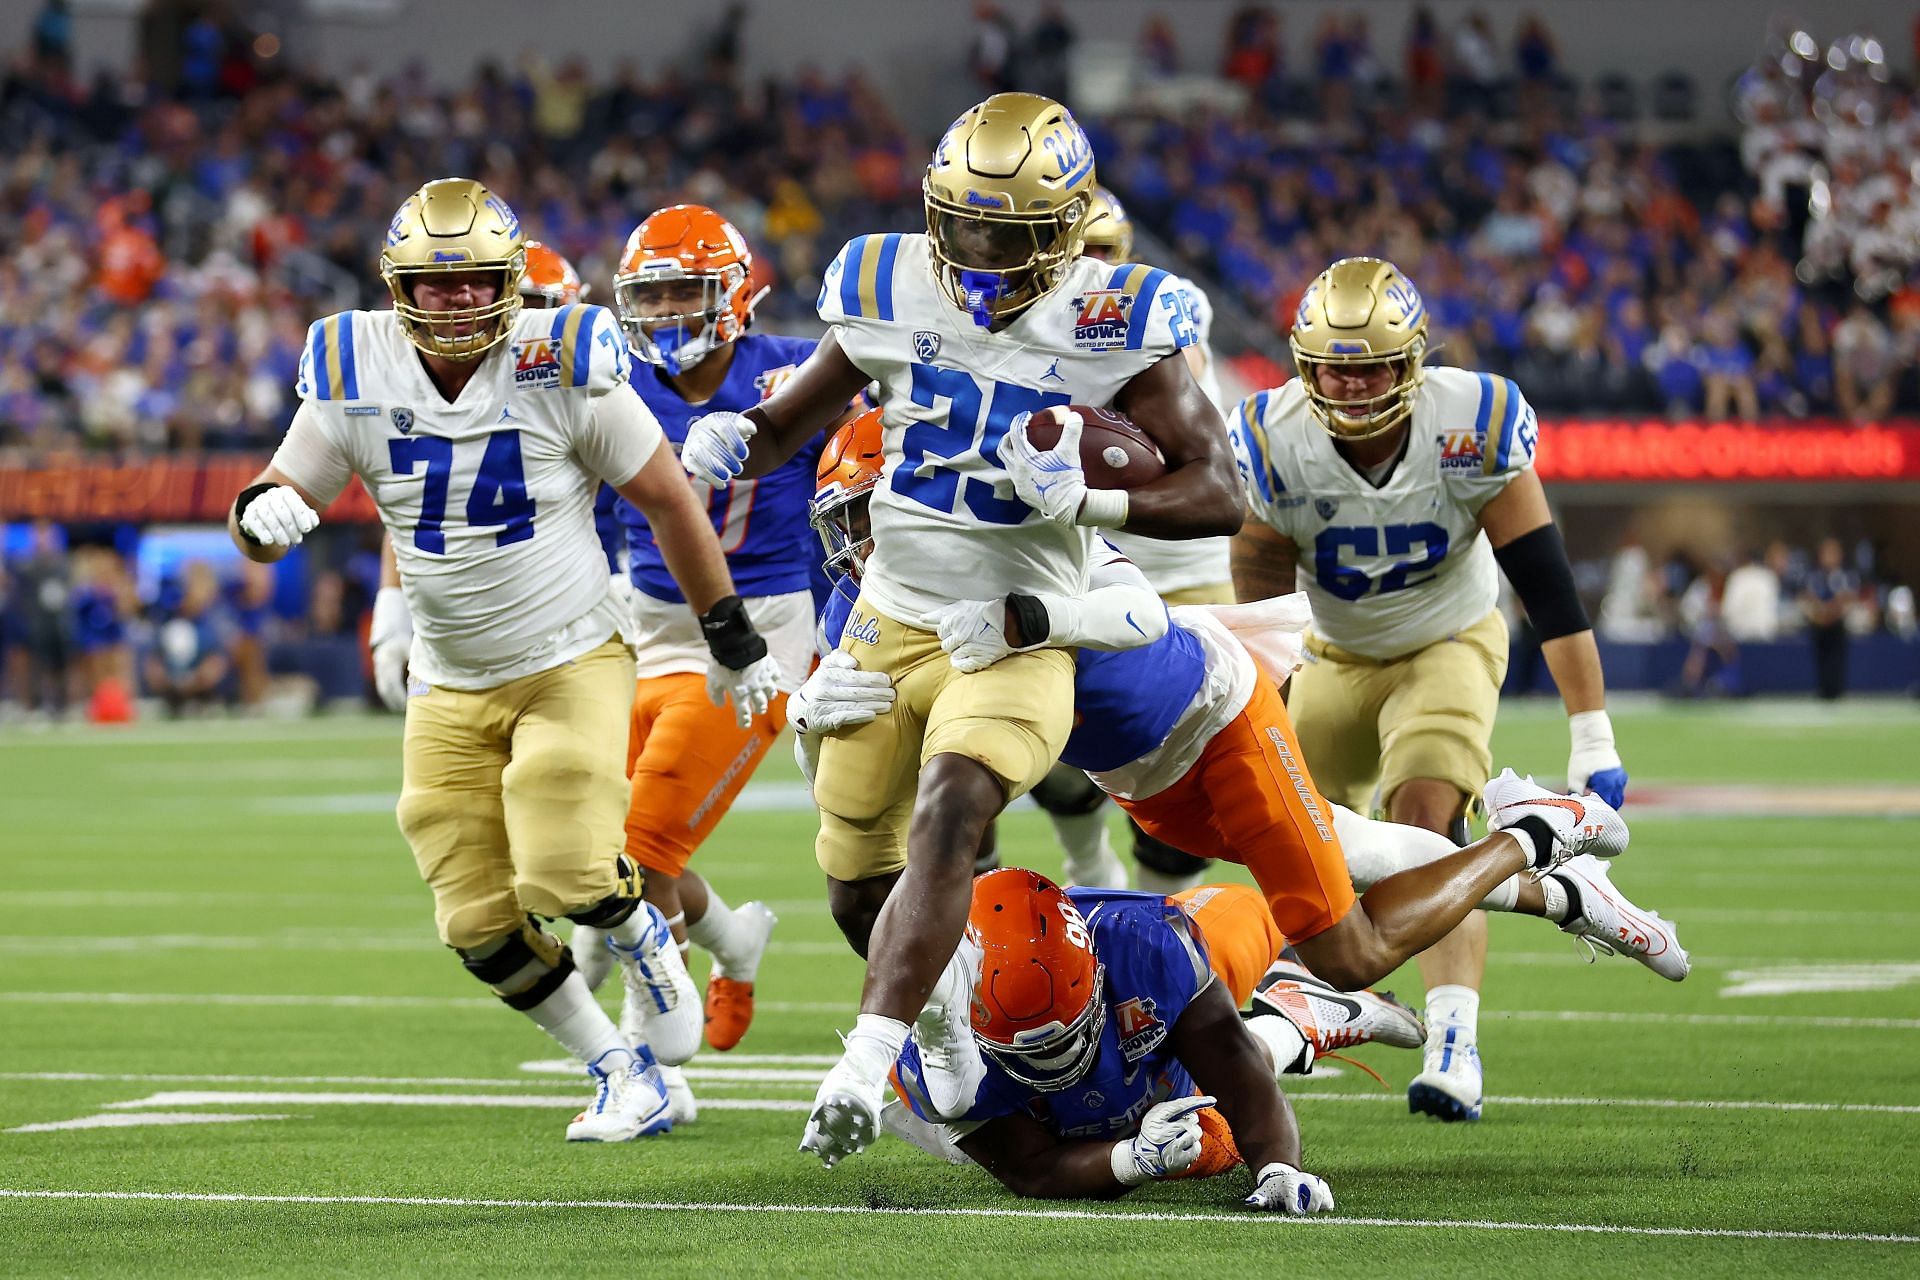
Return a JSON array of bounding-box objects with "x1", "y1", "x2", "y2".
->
[
  {"x1": 1289, "y1": 257, "x2": 1430, "y2": 440},
  {"x1": 380, "y1": 178, "x2": 527, "y2": 360},
  {"x1": 923, "y1": 92, "x2": 1096, "y2": 327},
  {"x1": 1081, "y1": 186, "x2": 1134, "y2": 263}
]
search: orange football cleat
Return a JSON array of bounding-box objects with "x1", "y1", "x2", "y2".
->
[{"x1": 704, "y1": 975, "x2": 756, "y2": 1051}]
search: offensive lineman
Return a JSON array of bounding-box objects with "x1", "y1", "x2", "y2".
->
[
  {"x1": 1230, "y1": 257, "x2": 1633, "y2": 1122},
  {"x1": 228, "y1": 179, "x2": 778, "y2": 1141},
  {"x1": 680, "y1": 93, "x2": 1244, "y2": 1168}
]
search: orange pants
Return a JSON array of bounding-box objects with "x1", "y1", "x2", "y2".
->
[
  {"x1": 1174, "y1": 883, "x2": 1286, "y2": 1006},
  {"x1": 1121, "y1": 675, "x2": 1356, "y2": 944},
  {"x1": 625, "y1": 672, "x2": 787, "y2": 877}
]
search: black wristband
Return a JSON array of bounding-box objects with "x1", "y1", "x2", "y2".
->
[
  {"x1": 233, "y1": 483, "x2": 279, "y2": 546},
  {"x1": 699, "y1": 594, "x2": 768, "y2": 670},
  {"x1": 1493, "y1": 523, "x2": 1590, "y2": 640},
  {"x1": 1005, "y1": 593, "x2": 1051, "y2": 649}
]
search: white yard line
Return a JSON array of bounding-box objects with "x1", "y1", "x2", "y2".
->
[
  {"x1": 83, "y1": 1091, "x2": 807, "y2": 1113},
  {"x1": 6, "y1": 1113, "x2": 290, "y2": 1134},
  {"x1": 0, "y1": 1188, "x2": 1909, "y2": 1243},
  {"x1": 6, "y1": 991, "x2": 1917, "y2": 1030}
]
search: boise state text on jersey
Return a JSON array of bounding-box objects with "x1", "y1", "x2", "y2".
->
[
  {"x1": 893, "y1": 889, "x2": 1215, "y2": 1138},
  {"x1": 615, "y1": 332, "x2": 827, "y2": 603}
]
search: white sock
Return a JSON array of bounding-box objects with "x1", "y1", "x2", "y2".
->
[
  {"x1": 842, "y1": 1013, "x2": 910, "y2": 1082},
  {"x1": 522, "y1": 969, "x2": 631, "y2": 1065},
  {"x1": 688, "y1": 891, "x2": 745, "y2": 968},
  {"x1": 1244, "y1": 1012, "x2": 1313, "y2": 1076},
  {"x1": 1480, "y1": 873, "x2": 1521, "y2": 912},
  {"x1": 606, "y1": 903, "x2": 661, "y2": 950},
  {"x1": 1538, "y1": 874, "x2": 1572, "y2": 923},
  {"x1": 1424, "y1": 984, "x2": 1481, "y2": 1042},
  {"x1": 1052, "y1": 811, "x2": 1116, "y2": 883}
]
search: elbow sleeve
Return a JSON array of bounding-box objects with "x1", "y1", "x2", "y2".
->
[{"x1": 1493, "y1": 523, "x2": 1590, "y2": 640}]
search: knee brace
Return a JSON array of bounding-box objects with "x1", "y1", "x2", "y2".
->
[
  {"x1": 1029, "y1": 763, "x2": 1107, "y2": 818},
  {"x1": 563, "y1": 854, "x2": 645, "y2": 929},
  {"x1": 1130, "y1": 819, "x2": 1214, "y2": 878},
  {"x1": 456, "y1": 917, "x2": 575, "y2": 1011}
]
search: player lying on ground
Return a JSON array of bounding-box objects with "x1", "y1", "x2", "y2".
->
[
  {"x1": 679, "y1": 94, "x2": 1244, "y2": 1167},
  {"x1": 798, "y1": 415, "x2": 1686, "y2": 1009},
  {"x1": 231, "y1": 179, "x2": 778, "y2": 1142},
  {"x1": 884, "y1": 872, "x2": 1406, "y2": 1209}
]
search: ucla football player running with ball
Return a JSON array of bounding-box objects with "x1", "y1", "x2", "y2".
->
[
  {"x1": 1230, "y1": 257, "x2": 1646, "y2": 1124},
  {"x1": 230, "y1": 179, "x2": 778, "y2": 1142},
  {"x1": 681, "y1": 94, "x2": 1243, "y2": 1169}
]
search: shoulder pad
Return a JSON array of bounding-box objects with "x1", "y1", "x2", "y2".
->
[
  {"x1": 1458, "y1": 369, "x2": 1537, "y2": 476},
  {"x1": 536, "y1": 303, "x2": 628, "y2": 393},
  {"x1": 818, "y1": 233, "x2": 908, "y2": 324},
  {"x1": 295, "y1": 312, "x2": 364, "y2": 402},
  {"x1": 1093, "y1": 262, "x2": 1194, "y2": 352}
]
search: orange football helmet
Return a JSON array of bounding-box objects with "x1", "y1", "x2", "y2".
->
[
  {"x1": 809, "y1": 406, "x2": 885, "y2": 580},
  {"x1": 519, "y1": 241, "x2": 587, "y2": 308},
  {"x1": 969, "y1": 869, "x2": 1107, "y2": 1089},
  {"x1": 613, "y1": 204, "x2": 767, "y2": 375}
]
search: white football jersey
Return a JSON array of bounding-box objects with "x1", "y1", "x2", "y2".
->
[
  {"x1": 818, "y1": 233, "x2": 1196, "y2": 629},
  {"x1": 271, "y1": 304, "x2": 662, "y2": 690},
  {"x1": 1105, "y1": 273, "x2": 1232, "y2": 594},
  {"x1": 1230, "y1": 366, "x2": 1536, "y2": 659}
]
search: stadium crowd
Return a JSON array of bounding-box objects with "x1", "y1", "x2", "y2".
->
[{"x1": 3, "y1": 5, "x2": 1917, "y2": 457}]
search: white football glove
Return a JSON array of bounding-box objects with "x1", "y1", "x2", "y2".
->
[
  {"x1": 1567, "y1": 709, "x2": 1629, "y2": 808},
  {"x1": 934, "y1": 598, "x2": 1026, "y2": 673},
  {"x1": 706, "y1": 652, "x2": 781, "y2": 730},
  {"x1": 788, "y1": 650, "x2": 895, "y2": 735},
  {"x1": 1002, "y1": 409, "x2": 1089, "y2": 526},
  {"x1": 1108, "y1": 1094, "x2": 1214, "y2": 1186},
  {"x1": 368, "y1": 586, "x2": 412, "y2": 713},
  {"x1": 1244, "y1": 1161, "x2": 1336, "y2": 1214},
  {"x1": 682, "y1": 410, "x2": 756, "y2": 486},
  {"x1": 239, "y1": 486, "x2": 319, "y2": 547}
]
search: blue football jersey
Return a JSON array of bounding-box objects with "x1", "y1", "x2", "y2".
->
[
  {"x1": 894, "y1": 889, "x2": 1215, "y2": 1138},
  {"x1": 617, "y1": 332, "x2": 827, "y2": 603}
]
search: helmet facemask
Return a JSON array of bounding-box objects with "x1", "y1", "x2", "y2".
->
[
  {"x1": 925, "y1": 192, "x2": 1088, "y2": 329},
  {"x1": 976, "y1": 963, "x2": 1108, "y2": 1090},
  {"x1": 809, "y1": 479, "x2": 877, "y2": 581},
  {"x1": 385, "y1": 261, "x2": 525, "y2": 361},
  {"x1": 1292, "y1": 341, "x2": 1428, "y2": 441},
  {"x1": 615, "y1": 265, "x2": 756, "y2": 376}
]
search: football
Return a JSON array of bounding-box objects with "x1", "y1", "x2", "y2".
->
[{"x1": 1018, "y1": 404, "x2": 1167, "y2": 489}]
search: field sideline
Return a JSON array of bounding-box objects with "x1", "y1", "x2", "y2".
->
[{"x1": 2, "y1": 698, "x2": 1917, "y2": 1277}]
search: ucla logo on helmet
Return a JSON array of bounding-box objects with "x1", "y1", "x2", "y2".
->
[
  {"x1": 913, "y1": 330, "x2": 943, "y2": 362},
  {"x1": 385, "y1": 206, "x2": 410, "y2": 247},
  {"x1": 1040, "y1": 119, "x2": 1094, "y2": 187},
  {"x1": 391, "y1": 407, "x2": 414, "y2": 434},
  {"x1": 483, "y1": 195, "x2": 521, "y2": 238},
  {"x1": 1383, "y1": 277, "x2": 1426, "y2": 326}
]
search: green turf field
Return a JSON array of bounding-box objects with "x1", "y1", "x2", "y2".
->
[{"x1": 2, "y1": 699, "x2": 1917, "y2": 1277}]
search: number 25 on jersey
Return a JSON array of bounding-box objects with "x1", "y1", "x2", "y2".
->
[{"x1": 388, "y1": 430, "x2": 537, "y2": 554}]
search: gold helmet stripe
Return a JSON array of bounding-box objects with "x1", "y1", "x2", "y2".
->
[{"x1": 554, "y1": 303, "x2": 593, "y2": 389}]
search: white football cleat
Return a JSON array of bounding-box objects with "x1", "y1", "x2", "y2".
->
[
  {"x1": 914, "y1": 936, "x2": 987, "y2": 1117},
  {"x1": 657, "y1": 1063, "x2": 699, "y2": 1125},
  {"x1": 1407, "y1": 1024, "x2": 1483, "y2": 1123},
  {"x1": 571, "y1": 924, "x2": 614, "y2": 993},
  {"x1": 800, "y1": 1055, "x2": 887, "y2": 1170},
  {"x1": 609, "y1": 903, "x2": 703, "y2": 1066},
  {"x1": 1484, "y1": 768, "x2": 1630, "y2": 867},
  {"x1": 565, "y1": 1046, "x2": 673, "y2": 1142},
  {"x1": 1552, "y1": 855, "x2": 1691, "y2": 982},
  {"x1": 1251, "y1": 962, "x2": 1427, "y2": 1052}
]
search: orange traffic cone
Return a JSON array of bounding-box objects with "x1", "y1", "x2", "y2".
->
[{"x1": 89, "y1": 677, "x2": 135, "y2": 724}]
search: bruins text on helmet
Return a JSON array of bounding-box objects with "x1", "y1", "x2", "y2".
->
[
  {"x1": 1289, "y1": 256, "x2": 1430, "y2": 441},
  {"x1": 380, "y1": 177, "x2": 527, "y2": 361},
  {"x1": 923, "y1": 92, "x2": 1097, "y2": 328}
]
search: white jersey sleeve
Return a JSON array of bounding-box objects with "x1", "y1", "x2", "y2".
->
[
  {"x1": 575, "y1": 384, "x2": 663, "y2": 488},
  {"x1": 269, "y1": 400, "x2": 355, "y2": 506}
]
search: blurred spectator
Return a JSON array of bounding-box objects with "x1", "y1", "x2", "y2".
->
[
  {"x1": 969, "y1": 2, "x2": 1019, "y2": 93},
  {"x1": 1139, "y1": 14, "x2": 1180, "y2": 79},
  {"x1": 1223, "y1": 6, "x2": 1281, "y2": 92},
  {"x1": 1799, "y1": 537, "x2": 1858, "y2": 699},
  {"x1": 1405, "y1": 5, "x2": 1444, "y2": 115},
  {"x1": 227, "y1": 559, "x2": 276, "y2": 707},
  {"x1": 1722, "y1": 545, "x2": 1785, "y2": 641},
  {"x1": 143, "y1": 560, "x2": 231, "y2": 716},
  {"x1": 1024, "y1": 4, "x2": 1076, "y2": 104},
  {"x1": 1677, "y1": 561, "x2": 1742, "y2": 696},
  {"x1": 10, "y1": 522, "x2": 72, "y2": 714},
  {"x1": 1834, "y1": 303, "x2": 1899, "y2": 421},
  {"x1": 69, "y1": 546, "x2": 134, "y2": 705}
]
